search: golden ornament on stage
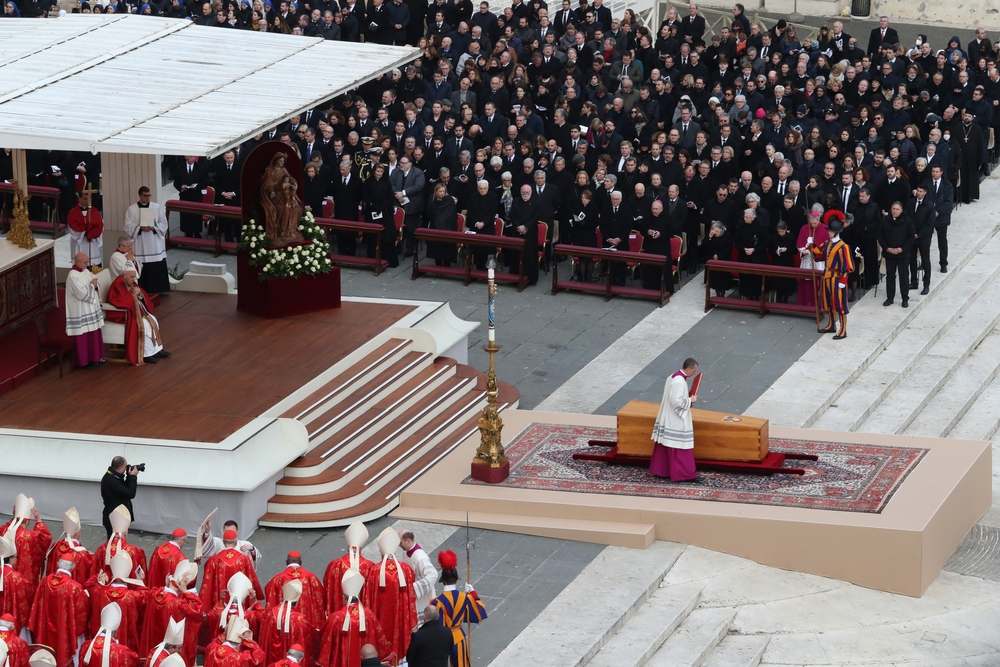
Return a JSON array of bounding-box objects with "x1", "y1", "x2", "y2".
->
[
  {"x1": 6, "y1": 182, "x2": 36, "y2": 250},
  {"x1": 471, "y1": 257, "x2": 509, "y2": 482}
]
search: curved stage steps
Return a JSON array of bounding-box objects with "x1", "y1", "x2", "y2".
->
[{"x1": 259, "y1": 337, "x2": 518, "y2": 528}]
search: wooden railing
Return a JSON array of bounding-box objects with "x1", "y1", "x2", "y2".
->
[
  {"x1": 412, "y1": 228, "x2": 528, "y2": 291},
  {"x1": 704, "y1": 259, "x2": 820, "y2": 319},
  {"x1": 314, "y1": 217, "x2": 388, "y2": 276},
  {"x1": 164, "y1": 200, "x2": 242, "y2": 257},
  {"x1": 551, "y1": 244, "x2": 671, "y2": 307},
  {"x1": 0, "y1": 182, "x2": 64, "y2": 237}
]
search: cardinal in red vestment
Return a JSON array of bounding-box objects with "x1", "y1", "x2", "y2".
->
[
  {"x1": 139, "y1": 560, "x2": 202, "y2": 667},
  {"x1": 316, "y1": 569, "x2": 391, "y2": 667},
  {"x1": 206, "y1": 572, "x2": 265, "y2": 644},
  {"x1": 259, "y1": 581, "x2": 318, "y2": 667},
  {"x1": 80, "y1": 603, "x2": 139, "y2": 667},
  {"x1": 0, "y1": 614, "x2": 31, "y2": 667},
  {"x1": 264, "y1": 552, "x2": 325, "y2": 630},
  {"x1": 44, "y1": 508, "x2": 93, "y2": 586},
  {"x1": 204, "y1": 617, "x2": 265, "y2": 667},
  {"x1": 28, "y1": 550, "x2": 90, "y2": 667},
  {"x1": 147, "y1": 530, "x2": 187, "y2": 590},
  {"x1": 201, "y1": 532, "x2": 263, "y2": 612},
  {"x1": 0, "y1": 537, "x2": 34, "y2": 635},
  {"x1": 144, "y1": 617, "x2": 184, "y2": 667},
  {"x1": 366, "y1": 529, "x2": 417, "y2": 661},
  {"x1": 88, "y1": 552, "x2": 147, "y2": 653},
  {"x1": 323, "y1": 523, "x2": 373, "y2": 616},
  {"x1": 105, "y1": 270, "x2": 168, "y2": 366},
  {"x1": 266, "y1": 643, "x2": 306, "y2": 667},
  {"x1": 91, "y1": 507, "x2": 148, "y2": 586},
  {"x1": 0, "y1": 495, "x2": 53, "y2": 587}
]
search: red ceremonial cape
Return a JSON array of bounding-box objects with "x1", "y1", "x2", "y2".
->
[
  {"x1": 203, "y1": 638, "x2": 265, "y2": 667},
  {"x1": 105, "y1": 276, "x2": 156, "y2": 366},
  {"x1": 322, "y1": 556, "x2": 374, "y2": 615},
  {"x1": 365, "y1": 559, "x2": 417, "y2": 660},
  {"x1": 316, "y1": 605, "x2": 391, "y2": 667},
  {"x1": 138, "y1": 588, "x2": 203, "y2": 667},
  {"x1": 67, "y1": 206, "x2": 105, "y2": 240},
  {"x1": 89, "y1": 585, "x2": 146, "y2": 652},
  {"x1": 0, "y1": 521, "x2": 53, "y2": 586},
  {"x1": 79, "y1": 636, "x2": 139, "y2": 667},
  {"x1": 46, "y1": 540, "x2": 94, "y2": 586},
  {"x1": 0, "y1": 564, "x2": 35, "y2": 634},
  {"x1": 264, "y1": 567, "x2": 326, "y2": 630},
  {"x1": 88, "y1": 541, "x2": 147, "y2": 586},
  {"x1": 200, "y1": 550, "x2": 263, "y2": 611},
  {"x1": 258, "y1": 606, "x2": 318, "y2": 667},
  {"x1": 206, "y1": 601, "x2": 265, "y2": 641},
  {"x1": 147, "y1": 543, "x2": 185, "y2": 591},
  {"x1": 0, "y1": 626, "x2": 31, "y2": 667},
  {"x1": 28, "y1": 571, "x2": 90, "y2": 667}
]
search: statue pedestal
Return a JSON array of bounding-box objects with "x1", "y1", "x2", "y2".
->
[
  {"x1": 236, "y1": 252, "x2": 341, "y2": 319},
  {"x1": 470, "y1": 458, "x2": 509, "y2": 483}
]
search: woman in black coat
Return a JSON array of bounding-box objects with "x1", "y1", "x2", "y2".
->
[
  {"x1": 302, "y1": 163, "x2": 328, "y2": 217},
  {"x1": 567, "y1": 189, "x2": 600, "y2": 281},
  {"x1": 769, "y1": 220, "x2": 797, "y2": 302},
  {"x1": 363, "y1": 163, "x2": 399, "y2": 268},
  {"x1": 733, "y1": 208, "x2": 767, "y2": 300},
  {"x1": 425, "y1": 182, "x2": 458, "y2": 266},
  {"x1": 702, "y1": 221, "x2": 734, "y2": 297},
  {"x1": 465, "y1": 180, "x2": 498, "y2": 270}
]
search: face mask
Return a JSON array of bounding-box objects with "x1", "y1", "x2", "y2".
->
[{"x1": 943, "y1": 133, "x2": 951, "y2": 141}]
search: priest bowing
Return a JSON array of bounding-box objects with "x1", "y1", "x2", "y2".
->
[
  {"x1": 123, "y1": 187, "x2": 170, "y2": 295},
  {"x1": 105, "y1": 270, "x2": 171, "y2": 366},
  {"x1": 649, "y1": 358, "x2": 700, "y2": 483}
]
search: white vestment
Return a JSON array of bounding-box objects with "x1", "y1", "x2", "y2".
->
[
  {"x1": 109, "y1": 250, "x2": 141, "y2": 280},
  {"x1": 405, "y1": 546, "x2": 438, "y2": 613},
  {"x1": 651, "y1": 373, "x2": 693, "y2": 450},
  {"x1": 65, "y1": 269, "x2": 104, "y2": 336},
  {"x1": 124, "y1": 202, "x2": 169, "y2": 263},
  {"x1": 69, "y1": 229, "x2": 103, "y2": 267}
]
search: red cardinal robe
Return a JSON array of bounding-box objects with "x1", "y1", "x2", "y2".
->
[
  {"x1": 89, "y1": 584, "x2": 147, "y2": 652},
  {"x1": 322, "y1": 557, "x2": 374, "y2": 616},
  {"x1": 316, "y1": 605, "x2": 391, "y2": 667},
  {"x1": 200, "y1": 549, "x2": 263, "y2": 611},
  {"x1": 258, "y1": 606, "x2": 318, "y2": 667},
  {"x1": 365, "y1": 559, "x2": 417, "y2": 660},
  {"x1": 46, "y1": 540, "x2": 94, "y2": 586},
  {"x1": 28, "y1": 570, "x2": 90, "y2": 667},
  {"x1": 0, "y1": 564, "x2": 35, "y2": 634},
  {"x1": 0, "y1": 626, "x2": 31, "y2": 667},
  {"x1": 105, "y1": 277, "x2": 157, "y2": 366},
  {"x1": 139, "y1": 588, "x2": 203, "y2": 667},
  {"x1": 0, "y1": 521, "x2": 52, "y2": 586},
  {"x1": 67, "y1": 205, "x2": 105, "y2": 242},
  {"x1": 79, "y1": 635, "x2": 139, "y2": 667},
  {"x1": 147, "y1": 543, "x2": 185, "y2": 590},
  {"x1": 203, "y1": 639, "x2": 265, "y2": 667},
  {"x1": 89, "y1": 540, "x2": 148, "y2": 585},
  {"x1": 206, "y1": 601, "x2": 265, "y2": 642},
  {"x1": 264, "y1": 566, "x2": 326, "y2": 630}
]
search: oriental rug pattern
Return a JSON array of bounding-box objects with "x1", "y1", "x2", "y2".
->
[{"x1": 462, "y1": 423, "x2": 927, "y2": 513}]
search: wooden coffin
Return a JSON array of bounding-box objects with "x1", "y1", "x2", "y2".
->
[{"x1": 616, "y1": 399, "x2": 769, "y2": 462}]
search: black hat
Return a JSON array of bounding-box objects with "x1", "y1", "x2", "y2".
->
[{"x1": 828, "y1": 218, "x2": 844, "y2": 234}]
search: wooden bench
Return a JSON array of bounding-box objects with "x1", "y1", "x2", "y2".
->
[{"x1": 551, "y1": 243, "x2": 671, "y2": 307}]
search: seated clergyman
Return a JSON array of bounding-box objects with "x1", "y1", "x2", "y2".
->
[{"x1": 105, "y1": 269, "x2": 172, "y2": 366}]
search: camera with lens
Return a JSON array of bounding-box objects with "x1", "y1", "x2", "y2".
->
[{"x1": 134, "y1": 463, "x2": 146, "y2": 472}]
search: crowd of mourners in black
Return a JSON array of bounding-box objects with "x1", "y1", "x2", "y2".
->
[{"x1": 5, "y1": 0, "x2": 998, "y2": 301}]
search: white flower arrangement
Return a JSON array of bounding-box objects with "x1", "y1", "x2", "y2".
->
[{"x1": 238, "y1": 211, "x2": 333, "y2": 281}]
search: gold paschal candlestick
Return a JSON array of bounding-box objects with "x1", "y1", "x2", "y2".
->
[{"x1": 471, "y1": 256, "x2": 509, "y2": 483}]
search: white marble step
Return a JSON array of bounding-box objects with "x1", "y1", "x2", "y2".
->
[
  {"x1": 588, "y1": 583, "x2": 704, "y2": 667},
  {"x1": 489, "y1": 542, "x2": 687, "y2": 667},
  {"x1": 811, "y1": 234, "x2": 1000, "y2": 434},
  {"x1": 946, "y1": 373, "x2": 1000, "y2": 442},
  {"x1": 701, "y1": 634, "x2": 769, "y2": 667},
  {"x1": 903, "y1": 326, "x2": 1000, "y2": 438},
  {"x1": 646, "y1": 607, "x2": 737, "y2": 667}
]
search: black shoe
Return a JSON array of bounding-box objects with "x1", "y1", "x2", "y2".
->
[
  {"x1": 143, "y1": 356, "x2": 158, "y2": 364},
  {"x1": 687, "y1": 267, "x2": 697, "y2": 276},
  {"x1": 941, "y1": 265, "x2": 948, "y2": 273},
  {"x1": 883, "y1": 298, "x2": 893, "y2": 306},
  {"x1": 154, "y1": 350, "x2": 171, "y2": 358},
  {"x1": 833, "y1": 333, "x2": 846, "y2": 340},
  {"x1": 819, "y1": 326, "x2": 836, "y2": 333},
  {"x1": 909, "y1": 282, "x2": 918, "y2": 290},
  {"x1": 901, "y1": 300, "x2": 909, "y2": 308},
  {"x1": 920, "y1": 287, "x2": 929, "y2": 295},
  {"x1": 404, "y1": 250, "x2": 414, "y2": 258}
]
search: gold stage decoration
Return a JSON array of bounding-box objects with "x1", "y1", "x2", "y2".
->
[
  {"x1": 7, "y1": 182, "x2": 36, "y2": 250},
  {"x1": 472, "y1": 257, "x2": 509, "y2": 482}
]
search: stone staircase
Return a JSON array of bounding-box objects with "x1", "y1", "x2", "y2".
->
[
  {"x1": 489, "y1": 542, "x2": 768, "y2": 667},
  {"x1": 258, "y1": 337, "x2": 518, "y2": 528}
]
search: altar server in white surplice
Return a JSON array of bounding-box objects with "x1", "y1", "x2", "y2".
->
[
  {"x1": 124, "y1": 186, "x2": 170, "y2": 295},
  {"x1": 65, "y1": 252, "x2": 105, "y2": 369}
]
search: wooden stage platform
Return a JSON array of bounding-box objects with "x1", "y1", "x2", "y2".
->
[{"x1": 0, "y1": 293, "x2": 415, "y2": 443}]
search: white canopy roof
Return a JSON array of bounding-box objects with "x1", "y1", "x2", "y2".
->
[{"x1": 0, "y1": 15, "x2": 420, "y2": 157}]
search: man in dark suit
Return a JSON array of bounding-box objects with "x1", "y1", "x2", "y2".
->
[
  {"x1": 507, "y1": 184, "x2": 540, "y2": 284},
  {"x1": 173, "y1": 156, "x2": 207, "y2": 238},
  {"x1": 836, "y1": 172, "x2": 859, "y2": 214},
  {"x1": 671, "y1": 106, "x2": 700, "y2": 151},
  {"x1": 926, "y1": 164, "x2": 953, "y2": 273},
  {"x1": 212, "y1": 150, "x2": 242, "y2": 242},
  {"x1": 366, "y1": 0, "x2": 393, "y2": 44},
  {"x1": 866, "y1": 16, "x2": 899, "y2": 58},
  {"x1": 532, "y1": 170, "x2": 557, "y2": 243},
  {"x1": 908, "y1": 184, "x2": 935, "y2": 295},
  {"x1": 680, "y1": 3, "x2": 705, "y2": 48},
  {"x1": 876, "y1": 164, "x2": 910, "y2": 215},
  {"x1": 478, "y1": 102, "x2": 509, "y2": 144},
  {"x1": 298, "y1": 127, "x2": 320, "y2": 167},
  {"x1": 331, "y1": 160, "x2": 364, "y2": 256},
  {"x1": 406, "y1": 607, "x2": 453, "y2": 667},
  {"x1": 390, "y1": 155, "x2": 426, "y2": 257},
  {"x1": 600, "y1": 190, "x2": 633, "y2": 285}
]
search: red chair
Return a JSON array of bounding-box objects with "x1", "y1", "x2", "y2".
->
[
  {"x1": 394, "y1": 207, "x2": 405, "y2": 250},
  {"x1": 200, "y1": 186, "x2": 216, "y2": 230},
  {"x1": 537, "y1": 221, "x2": 549, "y2": 273},
  {"x1": 626, "y1": 230, "x2": 643, "y2": 280},
  {"x1": 493, "y1": 216, "x2": 504, "y2": 236},
  {"x1": 322, "y1": 199, "x2": 333, "y2": 218},
  {"x1": 670, "y1": 236, "x2": 683, "y2": 285},
  {"x1": 74, "y1": 174, "x2": 86, "y2": 194},
  {"x1": 36, "y1": 288, "x2": 74, "y2": 378}
]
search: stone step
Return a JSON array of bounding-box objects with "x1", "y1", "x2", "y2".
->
[
  {"x1": 949, "y1": 375, "x2": 1000, "y2": 442},
  {"x1": 587, "y1": 583, "x2": 704, "y2": 667},
  {"x1": 747, "y1": 180, "x2": 1000, "y2": 429},
  {"x1": 811, "y1": 233, "x2": 1000, "y2": 434},
  {"x1": 646, "y1": 607, "x2": 737, "y2": 667},
  {"x1": 701, "y1": 634, "x2": 769, "y2": 667},
  {"x1": 903, "y1": 326, "x2": 1000, "y2": 438},
  {"x1": 488, "y1": 542, "x2": 687, "y2": 667}
]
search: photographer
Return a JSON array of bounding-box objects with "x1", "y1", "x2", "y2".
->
[{"x1": 101, "y1": 456, "x2": 141, "y2": 538}]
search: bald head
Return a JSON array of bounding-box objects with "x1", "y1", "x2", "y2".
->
[
  {"x1": 360, "y1": 645, "x2": 378, "y2": 660},
  {"x1": 73, "y1": 252, "x2": 89, "y2": 270},
  {"x1": 423, "y1": 606, "x2": 439, "y2": 623}
]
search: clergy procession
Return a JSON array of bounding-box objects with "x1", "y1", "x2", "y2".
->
[{"x1": 0, "y1": 495, "x2": 485, "y2": 667}]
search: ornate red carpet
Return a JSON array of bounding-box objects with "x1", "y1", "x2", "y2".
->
[{"x1": 463, "y1": 423, "x2": 927, "y2": 513}]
